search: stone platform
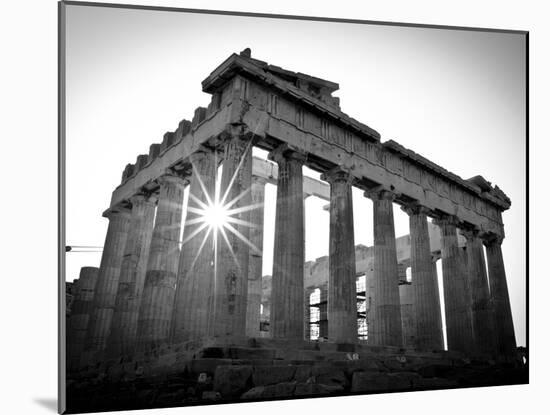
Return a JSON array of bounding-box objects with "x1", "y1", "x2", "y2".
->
[{"x1": 66, "y1": 338, "x2": 527, "y2": 413}]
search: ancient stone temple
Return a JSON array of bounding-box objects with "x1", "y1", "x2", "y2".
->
[{"x1": 66, "y1": 49, "x2": 524, "y2": 412}]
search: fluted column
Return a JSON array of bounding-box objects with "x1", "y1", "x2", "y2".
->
[
  {"x1": 322, "y1": 167, "x2": 357, "y2": 343},
  {"x1": 483, "y1": 233, "x2": 516, "y2": 357},
  {"x1": 367, "y1": 189, "x2": 402, "y2": 347},
  {"x1": 461, "y1": 229, "x2": 495, "y2": 355},
  {"x1": 246, "y1": 176, "x2": 267, "y2": 337},
  {"x1": 84, "y1": 207, "x2": 131, "y2": 355},
  {"x1": 136, "y1": 174, "x2": 186, "y2": 350},
  {"x1": 433, "y1": 215, "x2": 474, "y2": 353},
  {"x1": 399, "y1": 283, "x2": 415, "y2": 348},
  {"x1": 208, "y1": 134, "x2": 253, "y2": 338},
  {"x1": 402, "y1": 204, "x2": 443, "y2": 351},
  {"x1": 270, "y1": 146, "x2": 306, "y2": 340},
  {"x1": 67, "y1": 267, "x2": 98, "y2": 370},
  {"x1": 107, "y1": 193, "x2": 156, "y2": 357},
  {"x1": 171, "y1": 149, "x2": 217, "y2": 343}
]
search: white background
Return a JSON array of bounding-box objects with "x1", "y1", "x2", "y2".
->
[{"x1": 0, "y1": 0, "x2": 544, "y2": 414}]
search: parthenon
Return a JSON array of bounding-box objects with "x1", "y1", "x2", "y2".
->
[{"x1": 66, "y1": 49, "x2": 524, "y2": 410}]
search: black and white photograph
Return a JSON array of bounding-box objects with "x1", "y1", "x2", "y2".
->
[
  {"x1": 58, "y1": 2, "x2": 528, "y2": 413},
  {"x1": 3, "y1": 1, "x2": 545, "y2": 415}
]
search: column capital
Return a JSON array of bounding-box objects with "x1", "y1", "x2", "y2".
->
[
  {"x1": 400, "y1": 202, "x2": 431, "y2": 217},
  {"x1": 364, "y1": 187, "x2": 395, "y2": 201},
  {"x1": 187, "y1": 145, "x2": 215, "y2": 164},
  {"x1": 268, "y1": 143, "x2": 307, "y2": 165},
  {"x1": 157, "y1": 172, "x2": 189, "y2": 187},
  {"x1": 321, "y1": 166, "x2": 354, "y2": 184},
  {"x1": 481, "y1": 232, "x2": 504, "y2": 247},
  {"x1": 432, "y1": 214, "x2": 460, "y2": 228},
  {"x1": 102, "y1": 205, "x2": 131, "y2": 219},
  {"x1": 129, "y1": 192, "x2": 157, "y2": 207},
  {"x1": 459, "y1": 227, "x2": 482, "y2": 241}
]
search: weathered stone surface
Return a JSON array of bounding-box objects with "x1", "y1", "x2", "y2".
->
[
  {"x1": 188, "y1": 359, "x2": 233, "y2": 376},
  {"x1": 351, "y1": 371, "x2": 419, "y2": 393},
  {"x1": 202, "y1": 391, "x2": 222, "y2": 401},
  {"x1": 241, "y1": 382, "x2": 297, "y2": 399},
  {"x1": 67, "y1": 267, "x2": 99, "y2": 370},
  {"x1": 171, "y1": 149, "x2": 217, "y2": 343},
  {"x1": 252, "y1": 365, "x2": 296, "y2": 386},
  {"x1": 322, "y1": 167, "x2": 358, "y2": 343},
  {"x1": 107, "y1": 194, "x2": 156, "y2": 358},
  {"x1": 403, "y1": 204, "x2": 444, "y2": 351},
  {"x1": 270, "y1": 146, "x2": 306, "y2": 340},
  {"x1": 294, "y1": 383, "x2": 344, "y2": 396},
  {"x1": 137, "y1": 174, "x2": 186, "y2": 351},
  {"x1": 311, "y1": 365, "x2": 349, "y2": 388},
  {"x1": 213, "y1": 365, "x2": 253, "y2": 398},
  {"x1": 434, "y1": 216, "x2": 474, "y2": 353},
  {"x1": 227, "y1": 347, "x2": 277, "y2": 360},
  {"x1": 417, "y1": 364, "x2": 455, "y2": 378},
  {"x1": 293, "y1": 365, "x2": 312, "y2": 382},
  {"x1": 208, "y1": 133, "x2": 253, "y2": 338},
  {"x1": 85, "y1": 208, "x2": 131, "y2": 356},
  {"x1": 460, "y1": 229, "x2": 495, "y2": 355},
  {"x1": 484, "y1": 235, "x2": 517, "y2": 357},
  {"x1": 368, "y1": 189, "x2": 403, "y2": 347},
  {"x1": 412, "y1": 377, "x2": 459, "y2": 389}
]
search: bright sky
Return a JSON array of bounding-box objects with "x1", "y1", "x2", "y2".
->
[{"x1": 64, "y1": 5, "x2": 526, "y2": 346}]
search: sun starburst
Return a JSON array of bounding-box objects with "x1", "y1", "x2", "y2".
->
[{"x1": 180, "y1": 141, "x2": 263, "y2": 277}]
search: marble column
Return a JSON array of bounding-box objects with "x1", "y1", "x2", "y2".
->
[
  {"x1": 107, "y1": 193, "x2": 156, "y2": 357},
  {"x1": 208, "y1": 134, "x2": 253, "y2": 338},
  {"x1": 171, "y1": 149, "x2": 217, "y2": 343},
  {"x1": 245, "y1": 176, "x2": 267, "y2": 338},
  {"x1": 399, "y1": 283, "x2": 415, "y2": 348},
  {"x1": 136, "y1": 174, "x2": 186, "y2": 351},
  {"x1": 67, "y1": 267, "x2": 98, "y2": 370},
  {"x1": 402, "y1": 204, "x2": 444, "y2": 351},
  {"x1": 434, "y1": 216, "x2": 474, "y2": 353},
  {"x1": 365, "y1": 273, "x2": 376, "y2": 345},
  {"x1": 367, "y1": 189, "x2": 402, "y2": 347},
  {"x1": 84, "y1": 207, "x2": 131, "y2": 354},
  {"x1": 461, "y1": 229, "x2": 495, "y2": 355},
  {"x1": 483, "y1": 233, "x2": 516, "y2": 357},
  {"x1": 270, "y1": 146, "x2": 306, "y2": 340},
  {"x1": 322, "y1": 167, "x2": 357, "y2": 343}
]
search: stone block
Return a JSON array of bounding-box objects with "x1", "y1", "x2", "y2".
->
[
  {"x1": 135, "y1": 154, "x2": 148, "y2": 171},
  {"x1": 351, "y1": 371, "x2": 418, "y2": 393},
  {"x1": 148, "y1": 143, "x2": 161, "y2": 163},
  {"x1": 252, "y1": 365, "x2": 296, "y2": 386},
  {"x1": 213, "y1": 365, "x2": 253, "y2": 398},
  {"x1": 227, "y1": 347, "x2": 276, "y2": 360},
  {"x1": 192, "y1": 107, "x2": 207, "y2": 128},
  {"x1": 199, "y1": 347, "x2": 226, "y2": 358},
  {"x1": 161, "y1": 132, "x2": 175, "y2": 152},
  {"x1": 241, "y1": 382, "x2": 297, "y2": 400},
  {"x1": 294, "y1": 383, "x2": 344, "y2": 396},
  {"x1": 177, "y1": 120, "x2": 192, "y2": 139},
  {"x1": 336, "y1": 343, "x2": 357, "y2": 353},
  {"x1": 293, "y1": 365, "x2": 312, "y2": 382},
  {"x1": 311, "y1": 365, "x2": 349, "y2": 388},
  {"x1": 202, "y1": 391, "x2": 222, "y2": 401},
  {"x1": 188, "y1": 359, "x2": 233, "y2": 376},
  {"x1": 418, "y1": 364, "x2": 455, "y2": 378},
  {"x1": 412, "y1": 377, "x2": 459, "y2": 390}
]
